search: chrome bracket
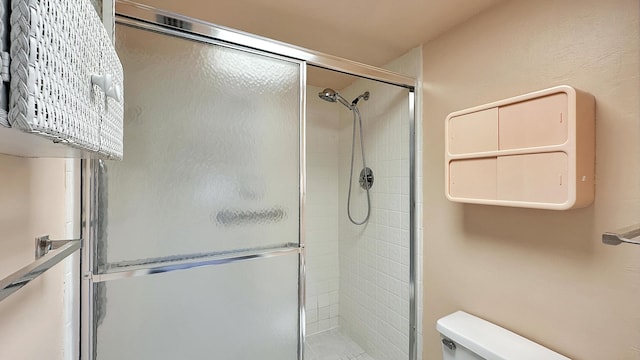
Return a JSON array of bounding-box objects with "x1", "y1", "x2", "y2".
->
[
  {"x1": 602, "y1": 224, "x2": 640, "y2": 246},
  {"x1": 0, "y1": 236, "x2": 82, "y2": 303},
  {"x1": 35, "y1": 235, "x2": 81, "y2": 259}
]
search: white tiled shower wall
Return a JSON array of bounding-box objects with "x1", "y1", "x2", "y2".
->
[
  {"x1": 305, "y1": 47, "x2": 422, "y2": 358},
  {"x1": 305, "y1": 89, "x2": 341, "y2": 335},
  {"x1": 337, "y1": 47, "x2": 422, "y2": 360}
]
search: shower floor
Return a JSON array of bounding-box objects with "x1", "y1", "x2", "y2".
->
[{"x1": 305, "y1": 329, "x2": 375, "y2": 360}]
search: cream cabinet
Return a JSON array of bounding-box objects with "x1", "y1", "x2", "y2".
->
[{"x1": 445, "y1": 85, "x2": 595, "y2": 210}]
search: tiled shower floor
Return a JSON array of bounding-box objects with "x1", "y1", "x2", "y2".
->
[{"x1": 305, "y1": 329, "x2": 375, "y2": 360}]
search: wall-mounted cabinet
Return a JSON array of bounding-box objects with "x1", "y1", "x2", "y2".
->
[
  {"x1": 0, "y1": 0, "x2": 123, "y2": 159},
  {"x1": 445, "y1": 85, "x2": 595, "y2": 210}
]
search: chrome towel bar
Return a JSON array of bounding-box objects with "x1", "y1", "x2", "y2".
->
[
  {"x1": 602, "y1": 224, "x2": 640, "y2": 246},
  {"x1": 0, "y1": 236, "x2": 82, "y2": 303},
  {"x1": 93, "y1": 243, "x2": 300, "y2": 282}
]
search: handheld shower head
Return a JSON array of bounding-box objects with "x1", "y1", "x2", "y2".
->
[{"x1": 318, "y1": 88, "x2": 373, "y2": 225}]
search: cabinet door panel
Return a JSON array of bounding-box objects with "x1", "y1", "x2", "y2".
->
[
  {"x1": 499, "y1": 93, "x2": 568, "y2": 150},
  {"x1": 448, "y1": 108, "x2": 498, "y2": 155},
  {"x1": 497, "y1": 152, "x2": 568, "y2": 204},
  {"x1": 449, "y1": 158, "x2": 497, "y2": 200}
]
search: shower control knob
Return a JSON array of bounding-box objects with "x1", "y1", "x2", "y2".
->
[{"x1": 359, "y1": 167, "x2": 374, "y2": 190}]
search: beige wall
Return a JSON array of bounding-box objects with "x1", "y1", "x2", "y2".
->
[
  {"x1": 0, "y1": 156, "x2": 78, "y2": 360},
  {"x1": 422, "y1": 0, "x2": 639, "y2": 359}
]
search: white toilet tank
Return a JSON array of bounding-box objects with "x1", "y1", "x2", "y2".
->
[{"x1": 436, "y1": 311, "x2": 571, "y2": 360}]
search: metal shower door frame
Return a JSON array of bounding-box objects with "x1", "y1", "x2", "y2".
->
[
  {"x1": 81, "y1": 1, "x2": 419, "y2": 359},
  {"x1": 81, "y1": 25, "x2": 307, "y2": 360}
]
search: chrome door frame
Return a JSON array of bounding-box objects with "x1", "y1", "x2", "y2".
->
[
  {"x1": 114, "y1": 1, "x2": 416, "y2": 89},
  {"x1": 82, "y1": 2, "x2": 419, "y2": 360}
]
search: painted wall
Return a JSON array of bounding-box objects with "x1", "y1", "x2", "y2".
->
[
  {"x1": 0, "y1": 156, "x2": 79, "y2": 360},
  {"x1": 422, "y1": 0, "x2": 640, "y2": 359}
]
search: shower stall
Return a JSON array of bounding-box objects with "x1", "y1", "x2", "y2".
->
[
  {"x1": 81, "y1": 2, "x2": 419, "y2": 359},
  {"x1": 304, "y1": 70, "x2": 418, "y2": 359}
]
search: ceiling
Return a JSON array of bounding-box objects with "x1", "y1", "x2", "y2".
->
[{"x1": 132, "y1": 0, "x2": 505, "y2": 88}]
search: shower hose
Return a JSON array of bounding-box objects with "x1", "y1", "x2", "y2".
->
[{"x1": 347, "y1": 106, "x2": 371, "y2": 225}]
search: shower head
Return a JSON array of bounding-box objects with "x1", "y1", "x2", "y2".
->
[
  {"x1": 318, "y1": 88, "x2": 353, "y2": 110},
  {"x1": 318, "y1": 88, "x2": 337, "y2": 102}
]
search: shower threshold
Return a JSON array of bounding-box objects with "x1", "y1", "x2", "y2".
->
[{"x1": 305, "y1": 328, "x2": 375, "y2": 360}]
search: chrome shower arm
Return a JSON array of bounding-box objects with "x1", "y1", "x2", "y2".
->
[{"x1": 335, "y1": 93, "x2": 353, "y2": 110}]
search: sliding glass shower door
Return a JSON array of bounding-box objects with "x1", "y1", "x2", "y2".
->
[{"x1": 84, "y1": 22, "x2": 304, "y2": 359}]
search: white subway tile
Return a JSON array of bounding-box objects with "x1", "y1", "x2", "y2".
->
[
  {"x1": 329, "y1": 316, "x2": 339, "y2": 329},
  {"x1": 376, "y1": 240, "x2": 388, "y2": 257},
  {"x1": 401, "y1": 247, "x2": 410, "y2": 266},
  {"x1": 307, "y1": 283, "x2": 317, "y2": 297},
  {"x1": 328, "y1": 279, "x2": 339, "y2": 292},
  {"x1": 318, "y1": 305, "x2": 330, "y2": 321},
  {"x1": 329, "y1": 291, "x2": 339, "y2": 305},
  {"x1": 401, "y1": 212, "x2": 410, "y2": 230},
  {"x1": 317, "y1": 292, "x2": 330, "y2": 308},
  {"x1": 400, "y1": 230, "x2": 409, "y2": 248},
  {"x1": 318, "y1": 319, "x2": 332, "y2": 332},
  {"x1": 306, "y1": 322, "x2": 319, "y2": 335},
  {"x1": 389, "y1": 195, "x2": 401, "y2": 211},
  {"x1": 389, "y1": 211, "x2": 402, "y2": 228},
  {"x1": 306, "y1": 308, "x2": 318, "y2": 323},
  {"x1": 330, "y1": 303, "x2": 340, "y2": 318},
  {"x1": 307, "y1": 295, "x2": 318, "y2": 310}
]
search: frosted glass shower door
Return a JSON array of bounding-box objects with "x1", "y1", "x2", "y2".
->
[{"x1": 88, "y1": 23, "x2": 303, "y2": 360}]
